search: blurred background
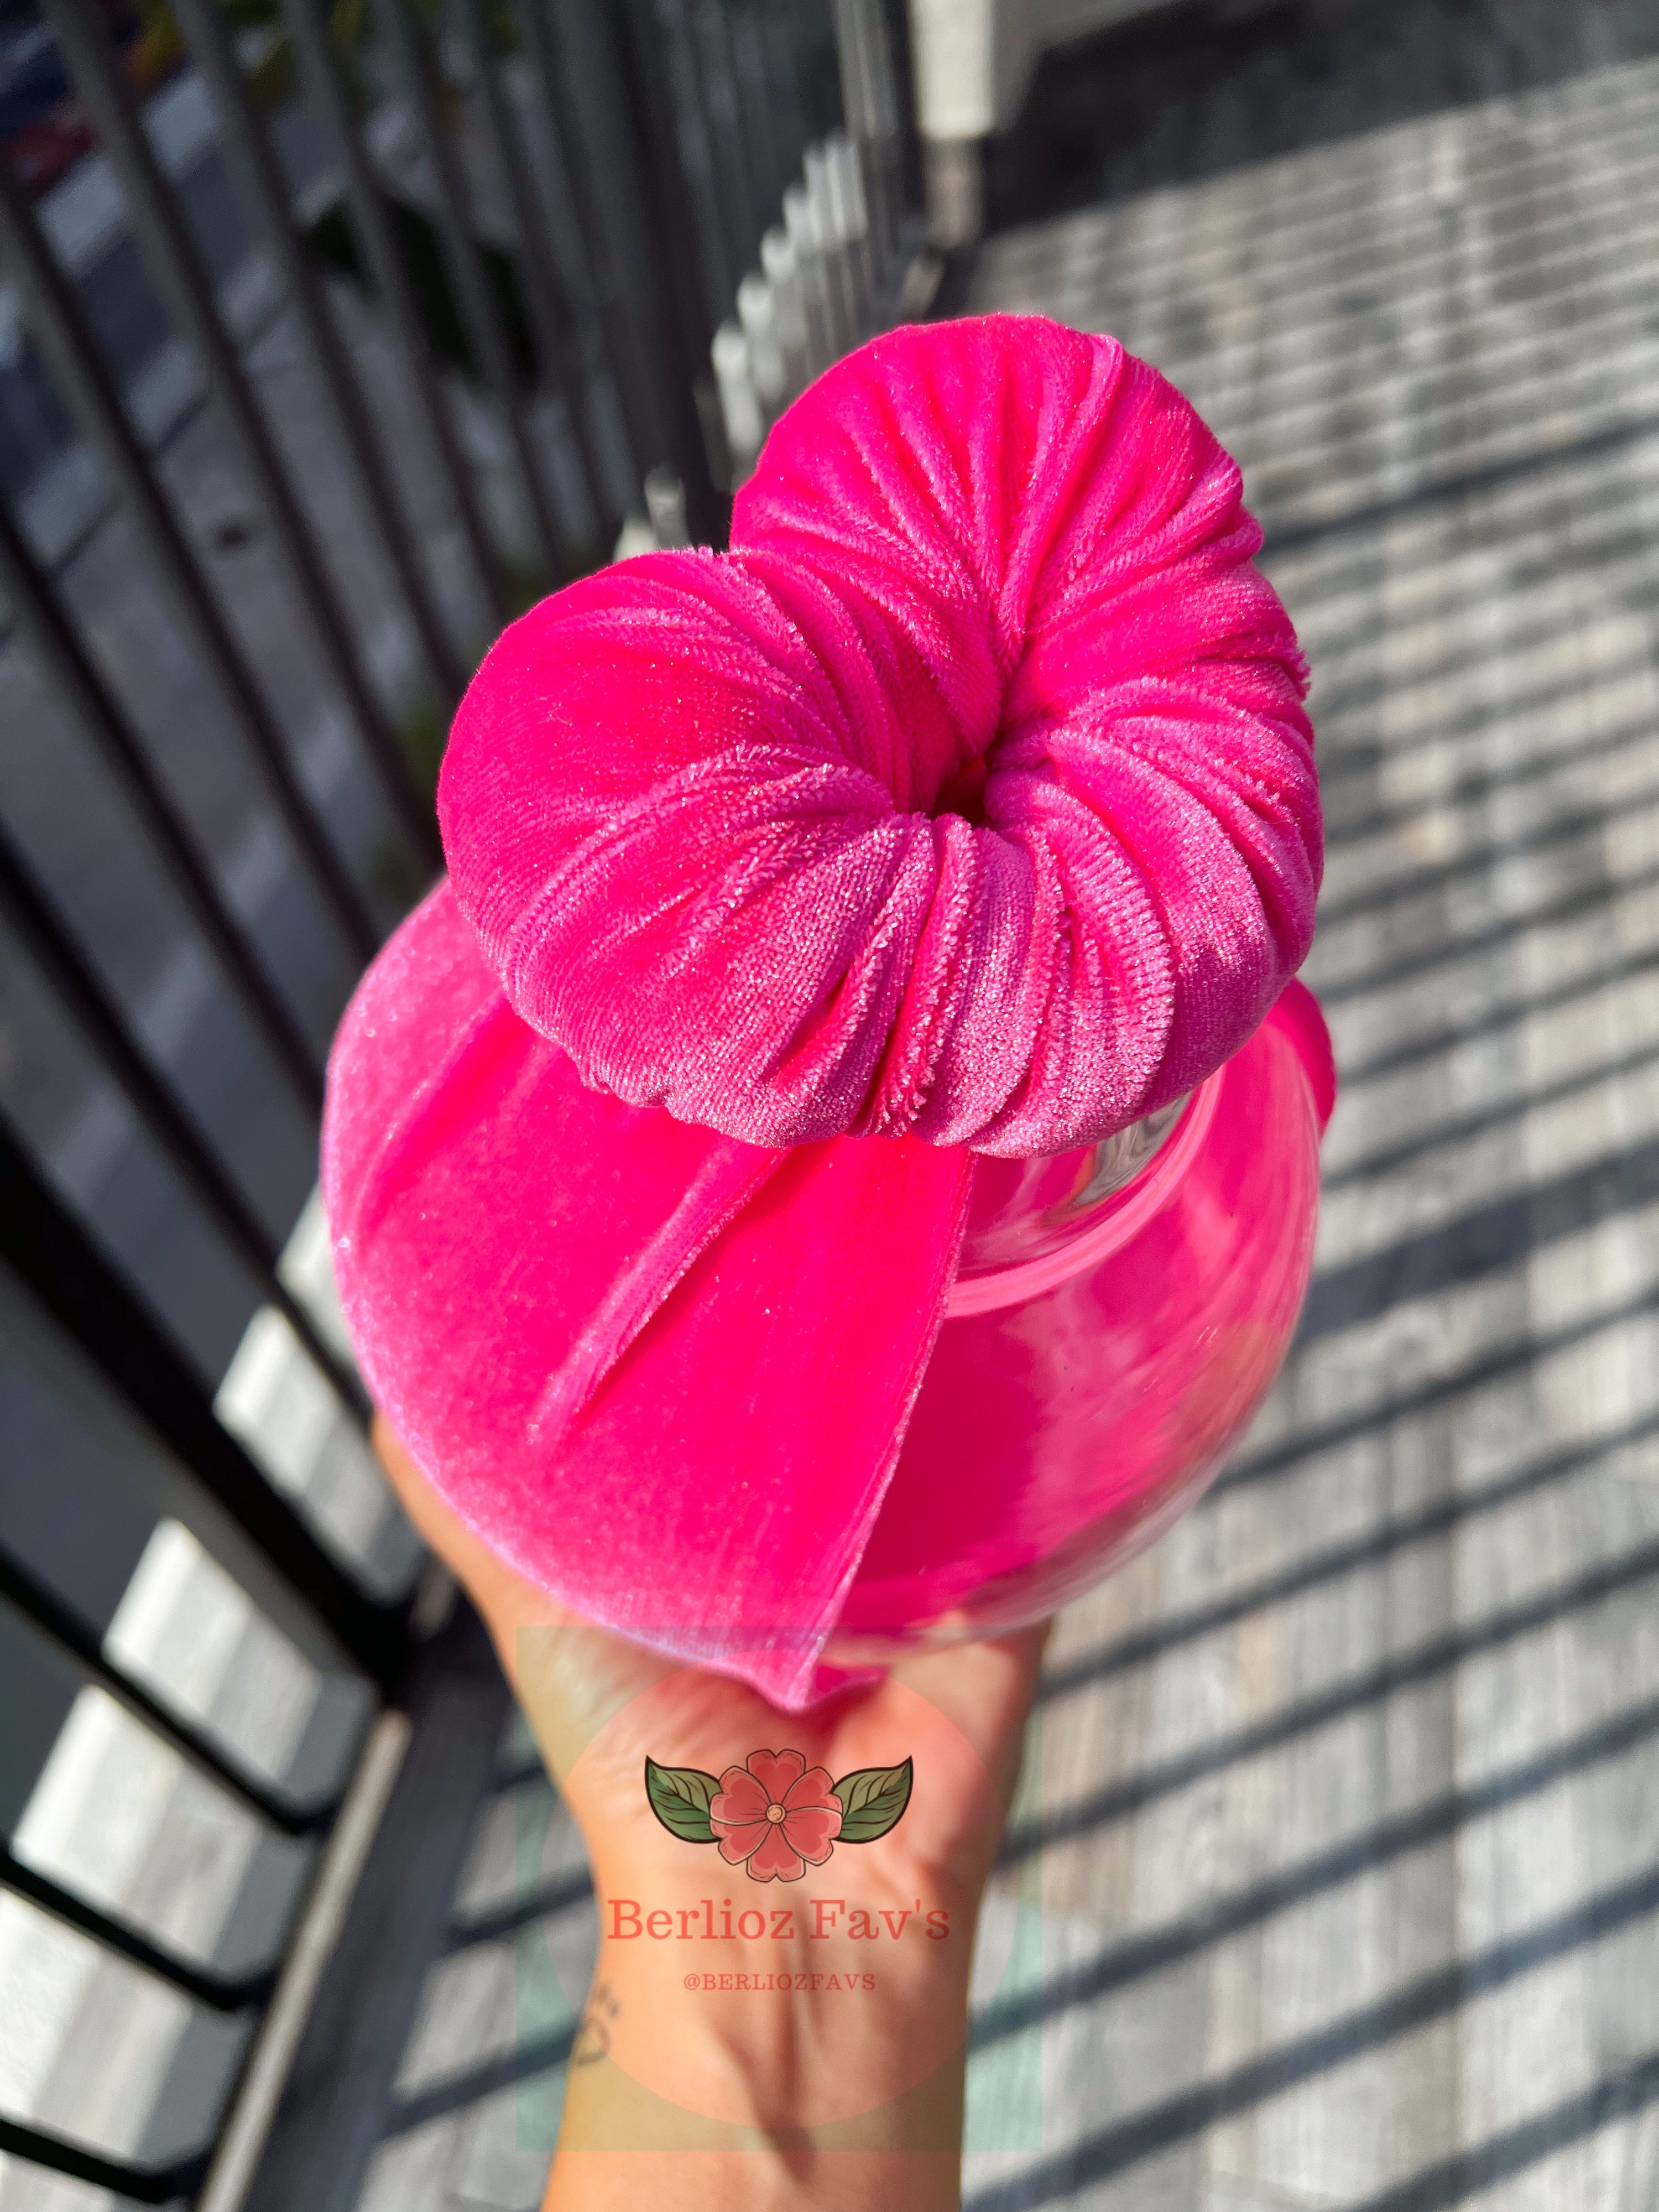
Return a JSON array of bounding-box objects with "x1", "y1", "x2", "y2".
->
[{"x1": 2, "y1": 1, "x2": 1658, "y2": 2206}]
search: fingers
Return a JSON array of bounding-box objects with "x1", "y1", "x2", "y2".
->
[
  {"x1": 371, "y1": 1415, "x2": 674, "y2": 1759},
  {"x1": 372, "y1": 1415, "x2": 1049, "y2": 1824}
]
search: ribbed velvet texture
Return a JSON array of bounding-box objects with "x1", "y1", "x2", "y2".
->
[
  {"x1": 323, "y1": 315, "x2": 1323, "y2": 1709},
  {"x1": 441, "y1": 316, "x2": 1318, "y2": 1154}
]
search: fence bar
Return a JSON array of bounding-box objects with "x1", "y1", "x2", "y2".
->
[
  {"x1": 784, "y1": 180, "x2": 835, "y2": 374},
  {"x1": 609, "y1": 0, "x2": 728, "y2": 538},
  {"x1": 375, "y1": 0, "x2": 566, "y2": 585},
  {"x1": 0, "y1": 1116, "x2": 411, "y2": 1691},
  {"x1": 45, "y1": 0, "x2": 432, "y2": 879},
  {"x1": 759, "y1": 224, "x2": 811, "y2": 390},
  {"x1": 276, "y1": 0, "x2": 513, "y2": 629},
  {"x1": 697, "y1": 1, "x2": 769, "y2": 274},
  {"x1": 828, "y1": 131, "x2": 877, "y2": 321},
  {"x1": 0, "y1": 2114, "x2": 201, "y2": 2206},
  {"x1": 830, "y1": 7, "x2": 878, "y2": 154},
  {"x1": 0, "y1": 166, "x2": 382, "y2": 965},
  {"x1": 0, "y1": 501, "x2": 327, "y2": 1116},
  {"x1": 169, "y1": 0, "x2": 469, "y2": 728},
  {"x1": 730, "y1": 2, "x2": 790, "y2": 213},
  {"x1": 804, "y1": 142, "x2": 857, "y2": 353},
  {"x1": 660, "y1": 0, "x2": 739, "y2": 316},
  {"x1": 0, "y1": 1842, "x2": 274, "y2": 2013},
  {"x1": 757, "y1": 2, "x2": 808, "y2": 192},
  {"x1": 507, "y1": 0, "x2": 659, "y2": 497},
  {"x1": 711, "y1": 3, "x2": 776, "y2": 238},
  {"x1": 0, "y1": 1538, "x2": 338, "y2": 1838},
  {"x1": 0, "y1": 822, "x2": 368, "y2": 1418},
  {"x1": 831, "y1": 0, "x2": 904, "y2": 276},
  {"x1": 878, "y1": 0, "x2": 923, "y2": 218},
  {"x1": 455, "y1": 0, "x2": 613, "y2": 542}
]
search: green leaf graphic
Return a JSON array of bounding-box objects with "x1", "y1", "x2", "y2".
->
[
  {"x1": 644, "y1": 1757, "x2": 722, "y2": 1843},
  {"x1": 831, "y1": 1757, "x2": 913, "y2": 1843}
]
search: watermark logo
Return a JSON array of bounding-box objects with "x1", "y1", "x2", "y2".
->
[{"x1": 644, "y1": 1747, "x2": 912, "y2": 1881}]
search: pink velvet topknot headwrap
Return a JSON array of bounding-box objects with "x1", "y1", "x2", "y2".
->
[
  {"x1": 324, "y1": 315, "x2": 1322, "y2": 1707},
  {"x1": 441, "y1": 315, "x2": 1318, "y2": 1154}
]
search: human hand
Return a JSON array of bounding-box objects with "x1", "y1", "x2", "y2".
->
[{"x1": 374, "y1": 1415, "x2": 1047, "y2": 2210}]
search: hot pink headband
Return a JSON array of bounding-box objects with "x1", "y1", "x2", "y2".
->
[{"x1": 323, "y1": 315, "x2": 1321, "y2": 1706}]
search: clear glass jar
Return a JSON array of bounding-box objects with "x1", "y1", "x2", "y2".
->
[{"x1": 825, "y1": 989, "x2": 1328, "y2": 1661}]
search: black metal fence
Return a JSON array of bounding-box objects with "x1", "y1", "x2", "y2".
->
[{"x1": 0, "y1": 0, "x2": 916, "y2": 2199}]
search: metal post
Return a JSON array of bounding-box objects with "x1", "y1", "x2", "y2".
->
[
  {"x1": 805, "y1": 141, "x2": 858, "y2": 352},
  {"x1": 697, "y1": 1, "x2": 770, "y2": 270},
  {"x1": 454, "y1": 0, "x2": 614, "y2": 542},
  {"x1": 831, "y1": 0, "x2": 904, "y2": 276},
  {"x1": 0, "y1": 496, "x2": 327, "y2": 1113},
  {"x1": 757, "y1": 1, "x2": 809, "y2": 189},
  {"x1": 0, "y1": 1116, "x2": 411, "y2": 1693},
  {"x1": 608, "y1": 0, "x2": 728, "y2": 540},
  {"x1": 730, "y1": 2, "x2": 791, "y2": 214},
  {"x1": 760, "y1": 223, "x2": 811, "y2": 393},
  {"x1": 881, "y1": 0, "x2": 924, "y2": 219},
  {"x1": 374, "y1": 0, "x2": 567, "y2": 586},
  {"x1": 0, "y1": 166, "x2": 383, "y2": 963},
  {"x1": 658, "y1": 0, "x2": 740, "y2": 318},
  {"x1": 0, "y1": 821, "x2": 368, "y2": 1419},
  {"x1": 784, "y1": 180, "x2": 836, "y2": 374},
  {"x1": 45, "y1": 0, "x2": 434, "y2": 878},
  {"x1": 509, "y1": 0, "x2": 662, "y2": 498},
  {"x1": 169, "y1": 0, "x2": 469, "y2": 725},
  {"x1": 276, "y1": 0, "x2": 513, "y2": 627}
]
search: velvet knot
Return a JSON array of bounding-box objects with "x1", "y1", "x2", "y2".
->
[{"x1": 439, "y1": 314, "x2": 1321, "y2": 1157}]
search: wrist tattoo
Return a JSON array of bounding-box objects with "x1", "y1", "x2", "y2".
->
[{"x1": 571, "y1": 1979, "x2": 620, "y2": 2068}]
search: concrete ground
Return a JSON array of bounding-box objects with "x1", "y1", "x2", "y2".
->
[{"x1": 956, "y1": 38, "x2": 1659, "y2": 2204}]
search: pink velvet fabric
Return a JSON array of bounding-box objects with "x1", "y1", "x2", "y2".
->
[
  {"x1": 441, "y1": 316, "x2": 1318, "y2": 1155},
  {"x1": 323, "y1": 315, "x2": 1322, "y2": 1708}
]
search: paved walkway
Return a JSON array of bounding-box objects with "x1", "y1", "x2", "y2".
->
[
  {"x1": 321, "y1": 29, "x2": 1659, "y2": 2212},
  {"x1": 958, "y1": 33, "x2": 1659, "y2": 2212}
]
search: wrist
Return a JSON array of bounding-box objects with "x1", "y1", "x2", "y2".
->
[
  {"x1": 549, "y1": 1966, "x2": 966, "y2": 2212},
  {"x1": 543, "y1": 1862, "x2": 979, "y2": 2208},
  {"x1": 583, "y1": 1880, "x2": 977, "y2": 2125},
  {"x1": 549, "y1": 2091, "x2": 963, "y2": 2212}
]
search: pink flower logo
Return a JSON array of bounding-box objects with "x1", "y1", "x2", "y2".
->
[
  {"x1": 645, "y1": 1751, "x2": 913, "y2": 1882},
  {"x1": 710, "y1": 1750, "x2": 842, "y2": 1883}
]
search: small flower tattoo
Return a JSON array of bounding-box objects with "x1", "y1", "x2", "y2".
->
[{"x1": 571, "y1": 1979, "x2": 619, "y2": 2066}]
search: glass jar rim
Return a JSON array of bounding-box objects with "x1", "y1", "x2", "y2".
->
[{"x1": 945, "y1": 1072, "x2": 1222, "y2": 1318}]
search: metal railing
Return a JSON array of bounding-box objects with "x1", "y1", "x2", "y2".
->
[
  {"x1": 710, "y1": 0, "x2": 917, "y2": 480},
  {"x1": 0, "y1": 0, "x2": 914, "y2": 2200}
]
